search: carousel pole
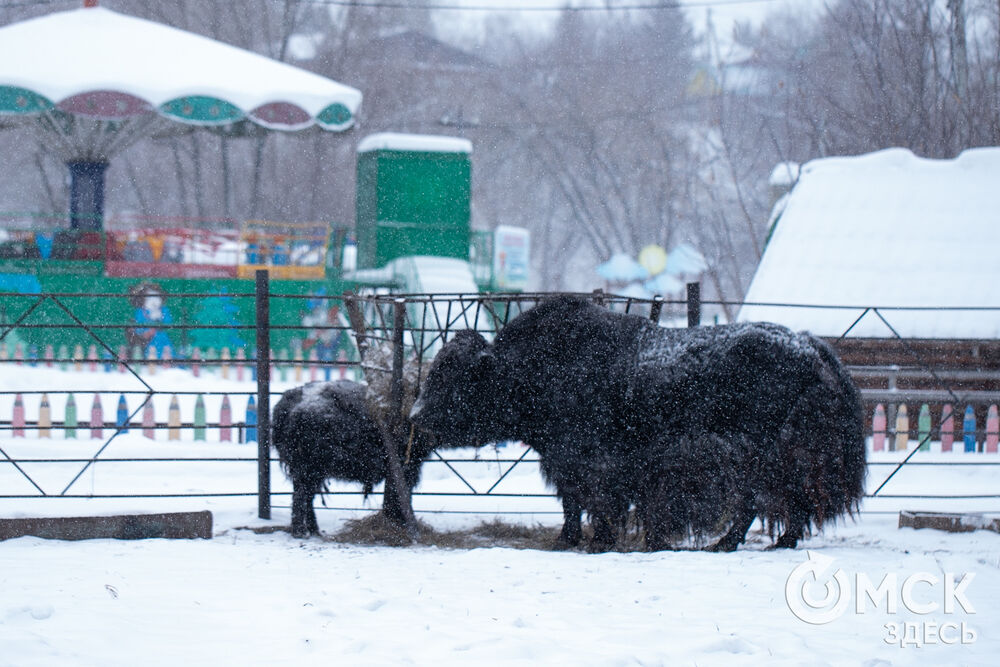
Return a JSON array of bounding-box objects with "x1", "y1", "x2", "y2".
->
[
  {"x1": 68, "y1": 0, "x2": 103, "y2": 231},
  {"x1": 67, "y1": 160, "x2": 108, "y2": 230}
]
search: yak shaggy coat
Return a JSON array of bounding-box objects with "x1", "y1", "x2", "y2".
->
[
  {"x1": 409, "y1": 296, "x2": 866, "y2": 551},
  {"x1": 272, "y1": 379, "x2": 432, "y2": 537}
]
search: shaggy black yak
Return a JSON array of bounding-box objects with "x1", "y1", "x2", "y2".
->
[
  {"x1": 271, "y1": 379, "x2": 433, "y2": 537},
  {"x1": 627, "y1": 320, "x2": 866, "y2": 550},
  {"x1": 409, "y1": 295, "x2": 866, "y2": 551}
]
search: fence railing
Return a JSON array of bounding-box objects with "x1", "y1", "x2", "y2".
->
[{"x1": 2, "y1": 279, "x2": 998, "y2": 520}]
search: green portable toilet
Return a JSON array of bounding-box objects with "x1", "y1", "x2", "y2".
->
[{"x1": 355, "y1": 133, "x2": 472, "y2": 269}]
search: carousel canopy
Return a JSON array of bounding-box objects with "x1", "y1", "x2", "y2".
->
[
  {"x1": 0, "y1": 3, "x2": 362, "y2": 229},
  {"x1": 0, "y1": 5, "x2": 362, "y2": 131}
]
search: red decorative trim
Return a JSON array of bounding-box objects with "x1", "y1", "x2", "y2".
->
[
  {"x1": 59, "y1": 91, "x2": 152, "y2": 119},
  {"x1": 249, "y1": 102, "x2": 311, "y2": 128},
  {"x1": 105, "y1": 261, "x2": 238, "y2": 279}
]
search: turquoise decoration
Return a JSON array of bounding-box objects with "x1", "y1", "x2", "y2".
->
[
  {"x1": 0, "y1": 86, "x2": 53, "y2": 114},
  {"x1": 316, "y1": 103, "x2": 352, "y2": 129},
  {"x1": 160, "y1": 96, "x2": 243, "y2": 124}
]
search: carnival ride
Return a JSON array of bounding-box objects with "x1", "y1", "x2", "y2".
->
[{"x1": 0, "y1": 133, "x2": 529, "y2": 360}]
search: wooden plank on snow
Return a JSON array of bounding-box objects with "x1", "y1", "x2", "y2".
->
[{"x1": 0, "y1": 511, "x2": 213, "y2": 541}]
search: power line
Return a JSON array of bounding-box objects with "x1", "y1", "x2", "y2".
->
[
  {"x1": 0, "y1": 0, "x2": 70, "y2": 8},
  {"x1": 0, "y1": 0, "x2": 785, "y2": 13},
  {"x1": 270, "y1": 0, "x2": 785, "y2": 12}
]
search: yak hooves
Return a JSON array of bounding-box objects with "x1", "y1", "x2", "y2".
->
[
  {"x1": 553, "y1": 533, "x2": 581, "y2": 550},
  {"x1": 768, "y1": 535, "x2": 800, "y2": 550},
  {"x1": 643, "y1": 537, "x2": 676, "y2": 552},
  {"x1": 587, "y1": 532, "x2": 620, "y2": 553},
  {"x1": 706, "y1": 531, "x2": 749, "y2": 552},
  {"x1": 290, "y1": 526, "x2": 321, "y2": 538}
]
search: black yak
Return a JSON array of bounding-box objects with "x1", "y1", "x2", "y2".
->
[
  {"x1": 409, "y1": 295, "x2": 866, "y2": 551},
  {"x1": 272, "y1": 379, "x2": 433, "y2": 537},
  {"x1": 627, "y1": 319, "x2": 866, "y2": 550}
]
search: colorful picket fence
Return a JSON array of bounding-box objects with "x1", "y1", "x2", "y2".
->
[
  {"x1": 0, "y1": 341, "x2": 353, "y2": 382},
  {"x1": 7, "y1": 392, "x2": 258, "y2": 443},
  {"x1": 8, "y1": 390, "x2": 1000, "y2": 453},
  {"x1": 871, "y1": 402, "x2": 1000, "y2": 453}
]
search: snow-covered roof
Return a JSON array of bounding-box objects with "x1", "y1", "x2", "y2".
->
[
  {"x1": 0, "y1": 6, "x2": 361, "y2": 131},
  {"x1": 739, "y1": 148, "x2": 1000, "y2": 338},
  {"x1": 398, "y1": 256, "x2": 479, "y2": 294},
  {"x1": 665, "y1": 243, "x2": 707, "y2": 276},
  {"x1": 596, "y1": 253, "x2": 648, "y2": 282},
  {"x1": 644, "y1": 272, "x2": 684, "y2": 295},
  {"x1": 287, "y1": 32, "x2": 325, "y2": 62},
  {"x1": 357, "y1": 133, "x2": 472, "y2": 155},
  {"x1": 343, "y1": 255, "x2": 479, "y2": 294},
  {"x1": 768, "y1": 161, "x2": 800, "y2": 187}
]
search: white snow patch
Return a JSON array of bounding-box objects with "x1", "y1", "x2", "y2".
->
[
  {"x1": 596, "y1": 253, "x2": 649, "y2": 282},
  {"x1": 741, "y1": 147, "x2": 1000, "y2": 338},
  {"x1": 769, "y1": 161, "x2": 800, "y2": 187},
  {"x1": 0, "y1": 6, "x2": 361, "y2": 123},
  {"x1": 2, "y1": 366, "x2": 1000, "y2": 665},
  {"x1": 357, "y1": 132, "x2": 473, "y2": 154}
]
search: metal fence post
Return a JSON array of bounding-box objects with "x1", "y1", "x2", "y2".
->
[
  {"x1": 686, "y1": 282, "x2": 701, "y2": 327},
  {"x1": 255, "y1": 269, "x2": 271, "y2": 520},
  {"x1": 391, "y1": 300, "x2": 405, "y2": 411},
  {"x1": 649, "y1": 295, "x2": 663, "y2": 323}
]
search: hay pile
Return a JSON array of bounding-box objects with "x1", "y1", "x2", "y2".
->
[
  {"x1": 360, "y1": 342, "x2": 422, "y2": 427},
  {"x1": 330, "y1": 515, "x2": 566, "y2": 550}
]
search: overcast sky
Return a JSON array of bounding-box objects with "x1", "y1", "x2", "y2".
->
[
  {"x1": 682, "y1": 0, "x2": 827, "y2": 38},
  {"x1": 432, "y1": 0, "x2": 829, "y2": 47}
]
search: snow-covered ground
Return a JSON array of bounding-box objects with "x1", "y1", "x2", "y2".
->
[{"x1": 2, "y1": 366, "x2": 999, "y2": 665}]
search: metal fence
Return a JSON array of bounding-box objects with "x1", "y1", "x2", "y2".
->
[{"x1": 2, "y1": 276, "x2": 999, "y2": 520}]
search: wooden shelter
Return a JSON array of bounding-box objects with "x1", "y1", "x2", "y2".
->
[{"x1": 738, "y1": 148, "x2": 1000, "y2": 443}]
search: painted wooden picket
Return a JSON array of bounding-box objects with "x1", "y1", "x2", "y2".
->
[
  {"x1": 5, "y1": 387, "x2": 997, "y2": 453},
  {"x1": 872, "y1": 404, "x2": 886, "y2": 451},
  {"x1": 987, "y1": 405, "x2": 999, "y2": 454},
  {"x1": 917, "y1": 404, "x2": 931, "y2": 451},
  {"x1": 894, "y1": 404, "x2": 909, "y2": 452},
  {"x1": 963, "y1": 406, "x2": 977, "y2": 453},
  {"x1": 941, "y1": 404, "x2": 954, "y2": 452}
]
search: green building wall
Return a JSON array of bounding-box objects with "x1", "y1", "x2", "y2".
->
[
  {"x1": 0, "y1": 260, "x2": 352, "y2": 356},
  {"x1": 355, "y1": 146, "x2": 471, "y2": 269}
]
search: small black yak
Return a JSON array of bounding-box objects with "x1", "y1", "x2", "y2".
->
[
  {"x1": 409, "y1": 296, "x2": 866, "y2": 551},
  {"x1": 272, "y1": 379, "x2": 433, "y2": 537}
]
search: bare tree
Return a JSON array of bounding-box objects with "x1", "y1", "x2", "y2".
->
[
  {"x1": 696, "y1": 0, "x2": 1000, "y2": 311},
  {"x1": 735, "y1": 0, "x2": 1000, "y2": 160},
  {"x1": 494, "y1": 8, "x2": 699, "y2": 274},
  {"x1": 12, "y1": 0, "x2": 996, "y2": 310}
]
